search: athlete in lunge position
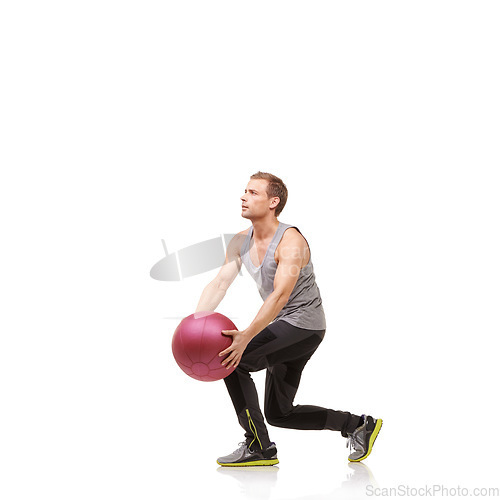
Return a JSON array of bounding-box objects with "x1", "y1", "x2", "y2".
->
[{"x1": 195, "y1": 171, "x2": 382, "y2": 466}]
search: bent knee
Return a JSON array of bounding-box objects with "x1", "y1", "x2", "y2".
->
[{"x1": 265, "y1": 410, "x2": 291, "y2": 428}]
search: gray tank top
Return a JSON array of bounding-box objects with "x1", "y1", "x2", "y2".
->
[{"x1": 240, "y1": 222, "x2": 326, "y2": 331}]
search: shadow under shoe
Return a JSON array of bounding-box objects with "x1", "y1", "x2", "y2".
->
[{"x1": 217, "y1": 442, "x2": 279, "y2": 467}]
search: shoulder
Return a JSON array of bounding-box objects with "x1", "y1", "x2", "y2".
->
[
  {"x1": 226, "y1": 228, "x2": 250, "y2": 256},
  {"x1": 281, "y1": 226, "x2": 306, "y2": 246},
  {"x1": 275, "y1": 227, "x2": 308, "y2": 267},
  {"x1": 276, "y1": 227, "x2": 308, "y2": 260},
  {"x1": 229, "y1": 227, "x2": 251, "y2": 241},
  {"x1": 275, "y1": 226, "x2": 310, "y2": 266}
]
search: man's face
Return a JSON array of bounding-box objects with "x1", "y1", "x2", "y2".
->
[{"x1": 240, "y1": 179, "x2": 278, "y2": 219}]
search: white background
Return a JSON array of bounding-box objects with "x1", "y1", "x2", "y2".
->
[{"x1": 1, "y1": 1, "x2": 499, "y2": 499}]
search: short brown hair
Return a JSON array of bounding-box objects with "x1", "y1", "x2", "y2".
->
[{"x1": 250, "y1": 171, "x2": 288, "y2": 216}]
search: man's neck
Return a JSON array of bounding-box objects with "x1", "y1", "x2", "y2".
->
[{"x1": 252, "y1": 218, "x2": 280, "y2": 241}]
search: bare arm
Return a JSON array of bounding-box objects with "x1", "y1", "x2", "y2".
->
[{"x1": 195, "y1": 233, "x2": 244, "y2": 313}]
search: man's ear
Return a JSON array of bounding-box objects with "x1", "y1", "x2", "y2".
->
[{"x1": 270, "y1": 197, "x2": 280, "y2": 209}]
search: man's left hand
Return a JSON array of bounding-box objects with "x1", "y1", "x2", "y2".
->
[{"x1": 219, "y1": 329, "x2": 250, "y2": 369}]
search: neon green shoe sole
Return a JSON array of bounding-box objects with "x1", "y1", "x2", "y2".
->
[
  {"x1": 348, "y1": 418, "x2": 383, "y2": 462},
  {"x1": 217, "y1": 458, "x2": 279, "y2": 467}
]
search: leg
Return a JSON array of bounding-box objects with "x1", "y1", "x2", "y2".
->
[
  {"x1": 223, "y1": 325, "x2": 279, "y2": 450},
  {"x1": 264, "y1": 357, "x2": 362, "y2": 437},
  {"x1": 223, "y1": 319, "x2": 362, "y2": 450},
  {"x1": 261, "y1": 321, "x2": 362, "y2": 437},
  {"x1": 223, "y1": 367, "x2": 271, "y2": 449}
]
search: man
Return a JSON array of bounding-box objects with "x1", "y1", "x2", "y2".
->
[{"x1": 195, "y1": 171, "x2": 382, "y2": 466}]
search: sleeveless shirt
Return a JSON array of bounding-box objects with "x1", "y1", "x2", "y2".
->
[{"x1": 240, "y1": 222, "x2": 326, "y2": 330}]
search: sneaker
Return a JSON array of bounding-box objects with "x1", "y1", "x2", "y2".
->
[
  {"x1": 217, "y1": 441, "x2": 279, "y2": 467},
  {"x1": 347, "y1": 415, "x2": 383, "y2": 462}
]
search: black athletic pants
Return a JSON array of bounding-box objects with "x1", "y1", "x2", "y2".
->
[{"x1": 223, "y1": 320, "x2": 362, "y2": 450}]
